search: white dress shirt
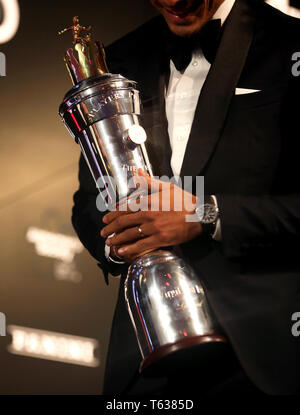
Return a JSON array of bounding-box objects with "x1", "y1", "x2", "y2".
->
[
  {"x1": 165, "y1": 0, "x2": 236, "y2": 240},
  {"x1": 166, "y1": 0, "x2": 235, "y2": 177}
]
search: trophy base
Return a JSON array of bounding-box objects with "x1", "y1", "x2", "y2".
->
[{"x1": 139, "y1": 334, "x2": 238, "y2": 378}]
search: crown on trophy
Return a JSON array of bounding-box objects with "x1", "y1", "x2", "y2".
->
[{"x1": 59, "y1": 16, "x2": 109, "y2": 84}]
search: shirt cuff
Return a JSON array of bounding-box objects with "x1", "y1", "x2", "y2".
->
[{"x1": 104, "y1": 233, "x2": 126, "y2": 264}]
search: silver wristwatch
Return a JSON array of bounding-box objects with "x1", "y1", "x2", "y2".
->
[{"x1": 194, "y1": 196, "x2": 219, "y2": 236}]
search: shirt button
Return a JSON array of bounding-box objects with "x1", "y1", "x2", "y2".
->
[
  {"x1": 176, "y1": 135, "x2": 185, "y2": 142},
  {"x1": 192, "y1": 61, "x2": 198, "y2": 66}
]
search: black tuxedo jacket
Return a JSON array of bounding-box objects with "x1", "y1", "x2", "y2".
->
[{"x1": 72, "y1": 0, "x2": 300, "y2": 394}]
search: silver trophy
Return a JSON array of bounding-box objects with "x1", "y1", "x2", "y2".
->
[{"x1": 58, "y1": 18, "x2": 230, "y2": 376}]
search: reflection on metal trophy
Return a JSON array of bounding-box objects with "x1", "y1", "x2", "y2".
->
[{"x1": 58, "y1": 18, "x2": 229, "y2": 376}]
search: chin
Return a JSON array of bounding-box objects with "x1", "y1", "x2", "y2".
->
[{"x1": 166, "y1": 21, "x2": 206, "y2": 38}]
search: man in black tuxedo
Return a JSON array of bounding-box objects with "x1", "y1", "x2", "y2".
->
[{"x1": 72, "y1": 0, "x2": 300, "y2": 395}]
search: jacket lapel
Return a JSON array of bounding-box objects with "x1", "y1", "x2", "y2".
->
[
  {"x1": 139, "y1": 44, "x2": 173, "y2": 178},
  {"x1": 180, "y1": 0, "x2": 256, "y2": 179}
]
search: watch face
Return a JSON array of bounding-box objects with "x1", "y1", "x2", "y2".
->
[{"x1": 196, "y1": 203, "x2": 218, "y2": 224}]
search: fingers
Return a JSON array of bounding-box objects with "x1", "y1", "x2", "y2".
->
[
  {"x1": 103, "y1": 172, "x2": 166, "y2": 225},
  {"x1": 137, "y1": 168, "x2": 163, "y2": 194},
  {"x1": 103, "y1": 194, "x2": 149, "y2": 224},
  {"x1": 106, "y1": 221, "x2": 156, "y2": 247},
  {"x1": 106, "y1": 226, "x2": 143, "y2": 247},
  {"x1": 103, "y1": 209, "x2": 129, "y2": 225},
  {"x1": 117, "y1": 235, "x2": 159, "y2": 258},
  {"x1": 101, "y1": 211, "x2": 152, "y2": 238},
  {"x1": 109, "y1": 244, "x2": 123, "y2": 260},
  {"x1": 137, "y1": 168, "x2": 150, "y2": 183}
]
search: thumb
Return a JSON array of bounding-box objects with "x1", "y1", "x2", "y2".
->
[
  {"x1": 137, "y1": 168, "x2": 162, "y2": 193},
  {"x1": 137, "y1": 168, "x2": 149, "y2": 178},
  {"x1": 137, "y1": 168, "x2": 151, "y2": 189}
]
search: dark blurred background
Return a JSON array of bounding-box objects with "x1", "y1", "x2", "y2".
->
[
  {"x1": 0, "y1": 0, "x2": 156, "y2": 395},
  {"x1": 0, "y1": 0, "x2": 299, "y2": 395}
]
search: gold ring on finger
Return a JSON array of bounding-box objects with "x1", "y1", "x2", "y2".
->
[{"x1": 137, "y1": 226, "x2": 146, "y2": 238}]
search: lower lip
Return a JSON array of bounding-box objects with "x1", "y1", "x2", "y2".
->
[{"x1": 164, "y1": 9, "x2": 192, "y2": 24}]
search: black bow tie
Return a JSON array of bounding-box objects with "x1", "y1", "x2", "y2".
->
[{"x1": 164, "y1": 19, "x2": 222, "y2": 71}]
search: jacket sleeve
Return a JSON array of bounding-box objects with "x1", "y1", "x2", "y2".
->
[
  {"x1": 72, "y1": 153, "x2": 128, "y2": 283},
  {"x1": 216, "y1": 193, "x2": 300, "y2": 258}
]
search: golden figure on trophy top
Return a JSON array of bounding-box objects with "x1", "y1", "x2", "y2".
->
[
  {"x1": 58, "y1": 16, "x2": 91, "y2": 44},
  {"x1": 59, "y1": 16, "x2": 108, "y2": 85}
]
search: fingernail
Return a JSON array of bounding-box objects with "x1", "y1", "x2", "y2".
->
[
  {"x1": 103, "y1": 216, "x2": 108, "y2": 223},
  {"x1": 118, "y1": 247, "x2": 127, "y2": 255},
  {"x1": 106, "y1": 238, "x2": 111, "y2": 246},
  {"x1": 101, "y1": 230, "x2": 105, "y2": 237}
]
